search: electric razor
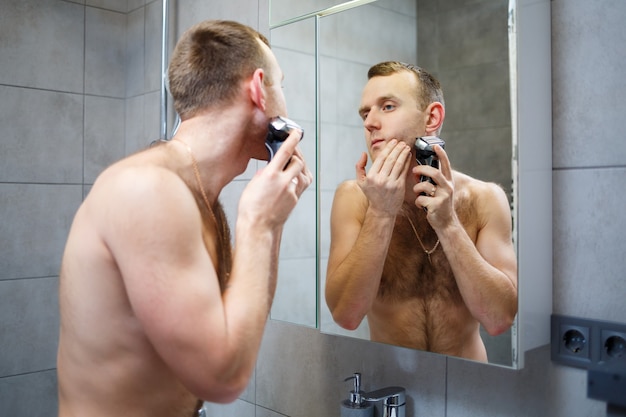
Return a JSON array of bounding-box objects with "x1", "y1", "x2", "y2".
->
[
  {"x1": 414, "y1": 136, "x2": 445, "y2": 185},
  {"x1": 265, "y1": 116, "x2": 304, "y2": 161}
]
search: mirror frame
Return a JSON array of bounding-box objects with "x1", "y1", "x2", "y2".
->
[
  {"x1": 509, "y1": 0, "x2": 552, "y2": 369},
  {"x1": 269, "y1": 0, "x2": 552, "y2": 369}
]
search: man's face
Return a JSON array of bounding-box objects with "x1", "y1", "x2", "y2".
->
[
  {"x1": 358, "y1": 71, "x2": 428, "y2": 161},
  {"x1": 248, "y1": 40, "x2": 290, "y2": 161},
  {"x1": 260, "y1": 41, "x2": 287, "y2": 119}
]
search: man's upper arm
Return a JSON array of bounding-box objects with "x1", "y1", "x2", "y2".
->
[
  {"x1": 99, "y1": 167, "x2": 226, "y2": 374},
  {"x1": 474, "y1": 183, "x2": 518, "y2": 287},
  {"x1": 327, "y1": 181, "x2": 366, "y2": 276}
]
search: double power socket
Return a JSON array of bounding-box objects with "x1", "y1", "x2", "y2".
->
[{"x1": 551, "y1": 314, "x2": 626, "y2": 368}]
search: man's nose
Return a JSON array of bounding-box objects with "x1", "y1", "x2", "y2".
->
[{"x1": 363, "y1": 111, "x2": 380, "y2": 131}]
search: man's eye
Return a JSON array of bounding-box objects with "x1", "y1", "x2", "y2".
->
[{"x1": 382, "y1": 104, "x2": 395, "y2": 111}]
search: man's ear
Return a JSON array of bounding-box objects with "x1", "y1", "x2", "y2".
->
[
  {"x1": 424, "y1": 102, "x2": 445, "y2": 135},
  {"x1": 249, "y1": 68, "x2": 266, "y2": 111}
]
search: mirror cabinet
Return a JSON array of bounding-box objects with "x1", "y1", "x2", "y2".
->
[{"x1": 269, "y1": 0, "x2": 552, "y2": 369}]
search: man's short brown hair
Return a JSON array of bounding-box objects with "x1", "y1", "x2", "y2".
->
[
  {"x1": 168, "y1": 20, "x2": 271, "y2": 119},
  {"x1": 368, "y1": 61, "x2": 445, "y2": 111}
]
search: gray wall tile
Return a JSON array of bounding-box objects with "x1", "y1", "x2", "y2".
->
[
  {"x1": 447, "y1": 346, "x2": 604, "y2": 417},
  {"x1": 0, "y1": 0, "x2": 84, "y2": 93},
  {"x1": 553, "y1": 168, "x2": 626, "y2": 321},
  {"x1": 174, "y1": 0, "x2": 259, "y2": 37},
  {"x1": 270, "y1": 15, "x2": 316, "y2": 55},
  {"x1": 437, "y1": 1, "x2": 508, "y2": 70},
  {"x1": 0, "y1": 278, "x2": 59, "y2": 375},
  {"x1": 271, "y1": 257, "x2": 317, "y2": 328},
  {"x1": 144, "y1": 90, "x2": 161, "y2": 146},
  {"x1": 439, "y1": 60, "x2": 511, "y2": 132},
  {"x1": 125, "y1": 94, "x2": 147, "y2": 153},
  {"x1": 0, "y1": 370, "x2": 58, "y2": 417},
  {"x1": 85, "y1": 7, "x2": 126, "y2": 97},
  {"x1": 279, "y1": 190, "x2": 316, "y2": 259},
  {"x1": 125, "y1": 91, "x2": 160, "y2": 154},
  {"x1": 144, "y1": 0, "x2": 163, "y2": 94},
  {"x1": 551, "y1": 0, "x2": 626, "y2": 169},
  {"x1": 444, "y1": 126, "x2": 513, "y2": 192},
  {"x1": 127, "y1": 6, "x2": 146, "y2": 98},
  {"x1": 0, "y1": 184, "x2": 82, "y2": 280},
  {"x1": 86, "y1": 0, "x2": 128, "y2": 12},
  {"x1": 333, "y1": 4, "x2": 417, "y2": 65},
  {"x1": 0, "y1": 86, "x2": 84, "y2": 184},
  {"x1": 84, "y1": 96, "x2": 126, "y2": 182},
  {"x1": 272, "y1": 47, "x2": 316, "y2": 124},
  {"x1": 128, "y1": 0, "x2": 146, "y2": 13}
]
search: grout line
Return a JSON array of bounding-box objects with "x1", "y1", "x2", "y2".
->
[{"x1": 0, "y1": 368, "x2": 57, "y2": 380}]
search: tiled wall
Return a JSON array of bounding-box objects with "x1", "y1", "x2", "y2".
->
[
  {"x1": 0, "y1": 1, "x2": 139, "y2": 414},
  {"x1": 1, "y1": 1, "x2": 625, "y2": 417}
]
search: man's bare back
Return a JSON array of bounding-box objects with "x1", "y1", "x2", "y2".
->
[
  {"x1": 57, "y1": 149, "x2": 212, "y2": 417},
  {"x1": 56, "y1": 20, "x2": 313, "y2": 417}
]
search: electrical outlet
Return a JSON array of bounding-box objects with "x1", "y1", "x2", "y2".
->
[
  {"x1": 552, "y1": 314, "x2": 626, "y2": 369},
  {"x1": 600, "y1": 327, "x2": 626, "y2": 362},
  {"x1": 552, "y1": 315, "x2": 592, "y2": 368},
  {"x1": 561, "y1": 326, "x2": 589, "y2": 356}
]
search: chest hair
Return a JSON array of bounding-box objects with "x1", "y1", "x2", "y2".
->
[
  {"x1": 379, "y1": 201, "x2": 477, "y2": 304},
  {"x1": 197, "y1": 198, "x2": 232, "y2": 293}
]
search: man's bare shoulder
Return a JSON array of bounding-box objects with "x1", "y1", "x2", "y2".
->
[
  {"x1": 92, "y1": 148, "x2": 187, "y2": 206},
  {"x1": 452, "y1": 170, "x2": 507, "y2": 202},
  {"x1": 451, "y1": 170, "x2": 511, "y2": 227},
  {"x1": 334, "y1": 179, "x2": 367, "y2": 205},
  {"x1": 82, "y1": 148, "x2": 200, "y2": 250},
  {"x1": 333, "y1": 179, "x2": 369, "y2": 218},
  {"x1": 335, "y1": 179, "x2": 361, "y2": 194}
]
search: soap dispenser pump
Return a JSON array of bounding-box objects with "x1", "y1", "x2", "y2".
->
[{"x1": 341, "y1": 373, "x2": 374, "y2": 417}]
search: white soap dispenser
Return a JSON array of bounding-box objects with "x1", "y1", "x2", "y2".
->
[{"x1": 340, "y1": 373, "x2": 374, "y2": 417}]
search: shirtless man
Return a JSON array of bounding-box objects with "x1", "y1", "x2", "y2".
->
[
  {"x1": 57, "y1": 20, "x2": 312, "y2": 417},
  {"x1": 325, "y1": 62, "x2": 517, "y2": 361}
]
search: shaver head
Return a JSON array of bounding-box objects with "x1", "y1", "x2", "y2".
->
[
  {"x1": 265, "y1": 116, "x2": 303, "y2": 160},
  {"x1": 414, "y1": 136, "x2": 445, "y2": 184},
  {"x1": 414, "y1": 136, "x2": 444, "y2": 165}
]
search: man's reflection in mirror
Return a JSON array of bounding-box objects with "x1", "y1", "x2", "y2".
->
[{"x1": 324, "y1": 62, "x2": 518, "y2": 361}]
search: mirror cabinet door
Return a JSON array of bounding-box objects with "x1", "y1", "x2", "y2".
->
[
  {"x1": 317, "y1": 0, "x2": 516, "y2": 367},
  {"x1": 268, "y1": 18, "x2": 318, "y2": 328},
  {"x1": 317, "y1": 0, "x2": 420, "y2": 340}
]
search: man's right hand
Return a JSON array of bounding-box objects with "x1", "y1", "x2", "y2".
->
[{"x1": 239, "y1": 131, "x2": 312, "y2": 230}]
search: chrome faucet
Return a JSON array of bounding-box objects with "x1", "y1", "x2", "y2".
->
[
  {"x1": 363, "y1": 386, "x2": 406, "y2": 417},
  {"x1": 343, "y1": 373, "x2": 406, "y2": 417}
]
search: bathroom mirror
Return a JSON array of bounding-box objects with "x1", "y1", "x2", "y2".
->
[
  {"x1": 267, "y1": 15, "x2": 319, "y2": 329},
  {"x1": 269, "y1": 0, "x2": 552, "y2": 369}
]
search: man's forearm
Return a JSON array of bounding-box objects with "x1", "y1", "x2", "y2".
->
[
  {"x1": 220, "y1": 223, "x2": 283, "y2": 384},
  {"x1": 437, "y1": 222, "x2": 517, "y2": 335},
  {"x1": 325, "y1": 210, "x2": 396, "y2": 329}
]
